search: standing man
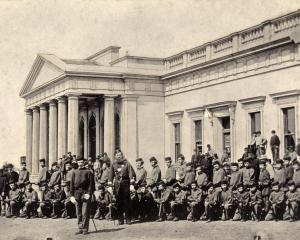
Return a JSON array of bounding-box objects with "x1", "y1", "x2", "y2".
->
[
  {"x1": 147, "y1": 157, "x2": 161, "y2": 198},
  {"x1": 164, "y1": 157, "x2": 176, "y2": 187},
  {"x1": 108, "y1": 151, "x2": 135, "y2": 225},
  {"x1": 70, "y1": 158, "x2": 95, "y2": 235},
  {"x1": 270, "y1": 130, "x2": 280, "y2": 162},
  {"x1": 37, "y1": 159, "x2": 50, "y2": 186}
]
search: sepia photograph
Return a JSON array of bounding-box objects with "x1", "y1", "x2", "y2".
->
[{"x1": 0, "y1": 0, "x2": 300, "y2": 239}]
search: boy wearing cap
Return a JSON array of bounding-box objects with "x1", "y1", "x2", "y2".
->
[
  {"x1": 138, "y1": 182, "x2": 156, "y2": 221},
  {"x1": 37, "y1": 159, "x2": 50, "y2": 185},
  {"x1": 94, "y1": 184, "x2": 112, "y2": 220},
  {"x1": 37, "y1": 183, "x2": 52, "y2": 218},
  {"x1": 18, "y1": 162, "x2": 30, "y2": 189},
  {"x1": 232, "y1": 183, "x2": 250, "y2": 221},
  {"x1": 241, "y1": 158, "x2": 255, "y2": 188},
  {"x1": 258, "y1": 159, "x2": 271, "y2": 214},
  {"x1": 229, "y1": 163, "x2": 242, "y2": 190},
  {"x1": 148, "y1": 157, "x2": 161, "y2": 198},
  {"x1": 6, "y1": 164, "x2": 19, "y2": 184},
  {"x1": 273, "y1": 160, "x2": 287, "y2": 188},
  {"x1": 164, "y1": 157, "x2": 176, "y2": 187},
  {"x1": 169, "y1": 182, "x2": 187, "y2": 221},
  {"x1": 220, "y1": 180, "x2": 233, "y2": 221},
  {"x1": 6, "y1": 180, "x2": 21, "y2": 218},
  {"x1": 187, "y1": 182, "x2": 203, "y2": 221},
  {"x1": 283, "y1": 155, "x2": 294, "y2": 182},
  {"x1": 50, "y1": 183, "x2": 66, "y2": 219},
  {"x1": 283, "y1": 180, "x2": 300, "y2": 221},
  {"x1": 195, "y1": 165, "x2": 208, "y2": 190},
  {"x1": 265, "y1": 181, "x2": 285, "y2": 221},
  {"x1": 176, "y1": 154, "x2": 186, "y2": 183},
  {"x1": 22, "y1": 182, "x2": 38, "y2": 219},
  {"x1": 203, "y1": 182, "x2": 220, "y2": 222},
  {"x1": 155, "y1": 181, "x2": 174, "y2": 222},
  {"x1": 62, "y1": 181, "x2": 75, "y2": 219},
  {"x1": 183, "y1": 162, "x2": 195, "y2": 189},
  {"x1": 249, "y1": 184, "x2": 263, "y2": 221},
  {"x1": 48, "y1": 162, "x2": 62, "y2": 188},
  {"x1": 135, "y1": 158, "x2": 147, "y2": 187},
  {"x1": 292, "y1": 161, "x2": 300, "y2": 188}
]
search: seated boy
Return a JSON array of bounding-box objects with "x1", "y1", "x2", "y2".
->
[
  {"x1": 37, "y1": 183, "x2": 53, "y2": 218},
  {"x1": 50, "y1": 183, "x2": 66, "y2": 219},
  {"x1": 265, "y1": 181, "x2": 285, "y2": 221},
  {"x1": 258, "y1": 159, "x2": 271, "y2": 215},
  {"x1": 94, "y1": 184, "x2": 112, "y2": 220},
  {"x1": 62, "y1": 181, "x2": 76, "y2": 219},
  {"x1": 22, "y1": 181, "x2": 38, "y2": 219},
  {"x1": 229, "y1": 163, "x2": 242, "y2": 190},
  {"x1": 6, "y1": 180, "x2": 21, "y2": 218},
  {"x1": 233, "y1": 183, "x2": 250, "y2": 221},
  {"x1": 187, "y1": 182, "x2": 203, "y2": 222},
  {"x1": 283, "y1": 180, "x2": 300, "y2": 222},
  {"x1": 154, "y1": 181, "x2": 174, "y2": 222},
  {"x1": 249, "y1": 184, "x2": 263, "y2": 221},
  {"x1": 203, "y1": 182, "x2": 220, "y2": 222},
  {"x1": 220, "y1": 180, "x2": 233, "y2": 221},
  {"x1": 169, "y1": 182, "x2": 187, "y2": 221},
  {"x1": 138, "y1": 182, "x2": 156, "y2": 221}
]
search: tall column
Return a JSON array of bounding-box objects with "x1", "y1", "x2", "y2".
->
[
  {"x1": 32, "y1": 107, "x2": 40, "y2": 174},
  {"x1": 57, "y1": 96, "x2": 67, "y2": 158},
  {"x1": 121, "y1": 95, "x2": 138, "y2": 162},
  {"x1": 68, "y1": 94, "x2": 80, "y2": 156},
  {"x1": 104, "y1": 95, "x2": 116, "y2": 159},
  {"x1": 25, "y1": 109, "x2": 33, "y2": 173},
  {"x1": 94, "y1": 101, "x2": 100, "y2": 157},
  {"x1": 39, "y1": 104, "x2": 48, "y2": 166},
  {"x1": 49, "y1": 100, "x2": 58, "y2": 165}
]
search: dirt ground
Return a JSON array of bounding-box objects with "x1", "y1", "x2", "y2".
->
[{"x1": 0, "y1": 217, "x2": 299, "y2": 240}]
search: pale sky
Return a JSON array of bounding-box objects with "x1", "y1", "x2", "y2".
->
[{"x1": 0, "y1": 0, "x2": 299, "y2": 167}]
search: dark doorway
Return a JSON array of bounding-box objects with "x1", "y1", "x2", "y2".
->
[
  {"x1": 79, "y1": 119, "x2": 84, "y2": 158},
  {"x1": 89, "y1": 115, "x2": 96, "y2": 160},
  {"x1": 115, "y1": 113, "x2": 120, "y2": 150}
]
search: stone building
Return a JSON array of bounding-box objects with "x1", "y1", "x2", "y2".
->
[{"x1": 20, "y1": 10, "x2": 300, "y2": 174}]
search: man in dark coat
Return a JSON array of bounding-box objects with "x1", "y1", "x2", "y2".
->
[
  {"x1": 270, "y1": 130, "x2": 280, "y2": 161},
  {"x1": 108, "y1": 151, "x2": 135, "y2": 225},
  {"x1": 70, "y1": 158, "x2": 95, "y2": 235}
]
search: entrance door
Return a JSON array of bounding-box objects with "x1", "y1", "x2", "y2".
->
[{"x1": 88, "y1": 115, "x2": 96, "y2": 160}]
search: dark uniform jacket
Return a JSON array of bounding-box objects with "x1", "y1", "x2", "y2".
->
[
  {"x1": 7, "y1": 171, "x2": 19, "y2": 184},
  {"x1": 269, "y1": 190, "x2": 285, "y2": 205},
  {"x1": 220, "y1": 189, "x2": 233, "y2": 204},
  {"x1": 8, "y1": 188, "x2": 21, "y2": 202},
  {"x1": 18, "y1": 169, "x2": 30, "y2": 185},
  {"x1": 96, "y1": 191, "x2": 112, "y2": 206},
  {"x1": 196, "y1": 172, "x2": 208, "y2": 189},
  {"x1": 109, "y1": 160, "x2": 135, "y2": 197},
  {"x1": 205, "y1": 190, "x2": 220, "y2": 205},
  {"x1": 241, "y1": 167, "x2": 255, "y2": 186},
  {"x1": 270, "y1": 135, "x2": 280, "y2": 147},
  {"x1": 48, "y1": 171, "x2": 61, "y2": 188},
  {"x1": 249, "y1": 190, "x2": 263, "y2": 206},
  {"x1": 136, "y1": 167, "x2": 147, "y2": 186},
  {"x1": 187, "y1": 188, "x2": 203, "y2": 204},
  {"x1": 148, "y1": 165, "x2": 161, "y2": 188},
  {"x1": 52, "y1": 189, "x2": 66, "y2": 203},
  {"x1": 184, "y1": 171, "x2": 195, "y2": 187},
  {"x1": 173, "y1": 190, "x2": 186, "y2": 204},
  {"x1": 165, "y1": 166, "x2": 176, "y2": 186},
  {"x1": 258, "y1": 168, "x2": 271, "y2": 196},
  {"x1": 38, "y1": 167, "x2": 50, "y2": 184},
  {"x1": 23, "y1": 189, "x2": 38, "y2": 202},
  {"x1": 70, "y1": 167, "x2": 95, "y2": 200},
  {"x1": 234, "y1": 190, "x2": 250, "y2": 206},
  {"x1": 229, "y1": 171, "x2": 242, "y2": 189},
  {"x1": 273, "y1": 168, "x2": 286, "y2": 187},
  {"x1": 286, "y1": 190, "x2": 300, "y2": 203},
  {"x1": 213, "y1": 168, "x2": 226, "y2": 186}
]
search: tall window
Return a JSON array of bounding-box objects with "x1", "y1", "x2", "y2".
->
[
  {"x1": 174, "y1": 123, "x2": 181, "y2": 161},
  {"x1": 195, "y1": 120, "x2": 203, "y2": 154},
  {"x1": 283, "y1": 107, "x2": 295, "y2": 151},
  {"x1": 221, "y1": 117, "x2": 231, "y2": 154},
  {"x1": 250, "y1": 112, "x2": 261, "y2": 135}
]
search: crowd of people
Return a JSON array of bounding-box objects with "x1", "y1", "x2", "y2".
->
[{"x1": 0, "y1": 130, "x2": 300, "y2": 231}]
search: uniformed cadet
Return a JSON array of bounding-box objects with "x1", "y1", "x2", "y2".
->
[
  {"x1": 61, "y1": 181, "x2": 75, "y2": 219},
  {"x1": 38, "y1": 182, "x2": 53, "y2": 218},
  {"x1": 48, "y1": 162, "x2": 62, "y2": 188},
  {"x1": 283, "y1": 155, "x2": 294, "y2": 182},
  {"x1": 212, "y1": 161, "x2": 226, "y2": 189},
  {"x1": 241, "y1": 158, "x2": 255, "y2": 188},
  {"x1": 137, "y1": 182, "x2": 156, "y2": 221},
  {"x1": 186, "y1": 181, "x2": 203, "y2": 221},
  {"x1": 50, "y1": 183, "x2": 66, "y2": 219},
  {"x1": 147, "y1": 157, "x2": 161, "y2": 198},
  {"x1": 22, "y1": 181, "x2": 38, "y2": 219},
  {"x1": 6, "y1": 164, "x2": 19, "y2": 184},
  {"x1": 229, "y1": 163, "x2": 242, "y2": 190},
  {"x1": 283, "y1": 180, "x2": 300, "y2": 221},
  {"x1": 265, "y1": 181, "x2": 285, "y2": 221},
  {"x1": 237, "y1": 158, "x2": 244, "y2": 172},
  {"x1": 195, "y1": 165, "x2": 208, "y2": 190},
  {"x1": 70, "y1": 158, "x2": 95, "y2": 235},
  {"x1": 108, "y1": 151, "x2": 135, "y2": 225},
  {"x1": 258, "y1": 159, "x2": 271, "y2": 214},
  {"x1": 220, "y1": 180, "x2": 233, "y2": 221},
  {"x1": 63, "y1": 161, "x2": 73, "y2": 183},
  {"x1": 270, "y1": 130, "x2": 280, "y2": 161},
  {"x1": 273, "y1": 159, "x2": 287, "y2": 188},
  {"x1": 169, "y1": 182, "x2": 187, "y2": 221},
  {"x1": 164, "y1": 157, "x2": 176, "y2": 187},
  {"x1": 292, "y1": 160, "x2": 300, "y2": 188},
  {"x1": 232, "y1": 183, "x2": 250, "y2": 221},
  {"x1": 249, "y1": 184, "x2": 263, "y2": 221},
  {"x1": 94, "y1": 184, "x2": 112, "y2": 220},
  {"x1": 18, "y1": 162, "x2": 30, "y2": 189},
  {"x1": 37, "y1": 159, "x2": 50, "y2": 186},
  {"x1": 176, "y1": 154, "x2": 186, "y2": 183},
  {"x1": 203, "y1": 182, "x2": 220, "y2": 222},
  {"x1": 155, "y1": 181, "x2": 174, "y2": 222},
  {"x1": 183, "y1": 162, "x2": 195, "y2": 189},
  {"x1": 6, "y1": 180, "x2": 21, "y2": 218},
  {"x1": 135, "y1": 158, "x2": 147, "y2": 186}
]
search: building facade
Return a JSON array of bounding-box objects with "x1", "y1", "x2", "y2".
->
[{"x1": 20, "y1": 10, "x2": 300, "y2": 174}]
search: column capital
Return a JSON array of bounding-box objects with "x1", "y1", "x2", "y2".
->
[
  {"x1": 48, "y1": 99, "x2": 57, "y2": 107},
  {"x1": 32, "y1": 106, "x2": 39, "y2": 112},
  {"x1": 56, "y1": 96, "x2": 67, "y2": 103},
  {"x1": 67, "y1": 93, "x2": 81, "y2": 100},
  {"x1": 39, "y1": 103, "x2": 47, "y2": 110},
  {"x1": 121, "y1": 94, "x2": 138, "y2": 101},
  {"x1": 25, "y1": 109, "x2": 32, "y2": 114}
]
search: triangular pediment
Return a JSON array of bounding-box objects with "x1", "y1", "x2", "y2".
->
[{"x1": 20, "y1": 54, "x2": 66, "y2": 97}]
